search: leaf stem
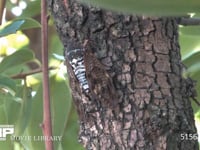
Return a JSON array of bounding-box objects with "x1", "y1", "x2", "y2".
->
[{"x1": 11, "y1": 67, "x2": 56, "y2": 79}]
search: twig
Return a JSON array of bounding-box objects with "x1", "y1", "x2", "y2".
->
[
  {"x1": 11, "y1": 67, "x2": 56, "y2": 79},
  {"x1": 192, "y1": 97, "x2": 200, "y2": 106},
  {"x1": 178, "y1": 17, "x2": 200, "y2": 26},
  {"x1": 41, "y1": 0, "x2": 54, "y2": 149}
]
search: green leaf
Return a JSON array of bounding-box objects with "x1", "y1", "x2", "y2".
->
[
  {"x1": 183, "y1": 62, "x2": 200, "y2": 77},
  {"x1": 20, "y1": 0, "x2": 41, "y2": 18},
  {"x1": 0, "y1": 104, "x2": 8, "y2": 123},
  {"x1": 16, "y1": 18, "x2": 41, "y2": 30},
  {"x1": 24, "y1": 83, "x2": 44, "y2": 150},
  {"x1": 61, "y1": 106, "x2": 84, "y2": 150},
  {"x1": 25, "y1": 74, "x2": 72, "y2": 150},
  {"x1": 190, "y1": 72, "x2": 200, "y2": 113},
  {"x1": 0, "y1": 93, "x2": 21, "y2": 149},
  {"x1": 1, "y1": 93, "x2": 21, "y2": 125},
  {"x1": 180, "y1": 34, "x2": 200, "y2": 61},
  {"x1": 193, "y1": 13, "x2": 200, "y2": 18},
  {"x1": 180, "y1": 26, "x2": 200, "y2": 37},
  {"x1": 0, "y1": 18, "x2": 40, "y2": 37},
  {"x1": 182, "y1": 51, "x2": 200, "y2": 68},
  {"x1": 50, "y1": 35, "x2": 63, "y2": 56},
  {"x1": 0, "y1": 140, "x2": 13, "y2": 150},
  {"x1": 81, "y1": 0, "x2": 200, "y2": 16},
  {"x1": 50, "y1": 74, "x2": 72, "y2": 150},
  {"x1": 0, "y1": 104, "x2": 13, "y2": 149},
  {"x1": 0, "y1": 20, "x2": 25, "y2": 37},
  {"x1": 0, "y1": 49, "x2": 34, "y2": 73},
  {"x1": 15, "y1": 84, "x2": 32, "y2": 136},
  {"x1": 53, "y1": 53, "x2": 65, "y2": 61},
  {"x1": 0, "y1": 75, "x2": 16, "y2": 94}
]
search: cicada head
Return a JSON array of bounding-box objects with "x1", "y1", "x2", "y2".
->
[{"x1": 65, "y1": 42, "x2": 85, "y2": 68}]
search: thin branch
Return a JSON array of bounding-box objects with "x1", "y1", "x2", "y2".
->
[
  {"x1": 178, "y1": 17, "x2": 200, "y2": 26},
  {"x1": 0, "y1": 0, "x2": 6, "y2": 25},
  {"x1": 41, "y1": 0, "x2": 54, "y2": 149},
  {"x1": 192, "y1": 97, "x2": 200, "y2": 106},
  {"x1": 10, "y1": 67, "x2": 56, "y2": 79}
]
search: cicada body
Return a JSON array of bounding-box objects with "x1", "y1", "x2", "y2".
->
[{"x1": 64, "y1": 41, "x2": 117, "y2": 108}]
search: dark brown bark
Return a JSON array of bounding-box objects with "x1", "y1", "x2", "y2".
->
[{"x1": 49, "y1": 0, "x2": 199, "y2": 149}]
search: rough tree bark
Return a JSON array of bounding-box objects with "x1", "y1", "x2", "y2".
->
[{"x1": 49, "y1": 0, "x2": 199, "y2": 149}]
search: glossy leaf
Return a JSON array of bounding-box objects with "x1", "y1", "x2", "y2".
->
[
  {"x1": 0, "y1": 18, "x2": 40, "y2": 37},
  {"x1": 179, "y1": 35, "x2": 200, "y2": 61},
  {"x1": 81, "y1": 0, "x2": 200, "y2": 16},
  {"x1": 53, "y1": 53, "x2": 65, "y2": 61},
  {"x1": 182, "y1": 51, "x2": 200, "y2": 68},
  {"x1": 0, "y1": 49, "x2": 34, "y2": 73},
  {"x1": 0, "y1": 20, "x2": 25, "y2": 37}
]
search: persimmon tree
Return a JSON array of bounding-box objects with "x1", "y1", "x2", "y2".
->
[{"x1": 48, "y1": 0, "x2": 200, "y2": 149}]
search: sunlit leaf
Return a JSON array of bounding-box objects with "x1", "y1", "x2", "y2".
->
[
  {"x1": 81, "y1": 0, "x2": 200, "y2": 16},
  {"x1": 0, "y1": 49, "x2": 34, "y2": 73},
  {"x1": 182, "y1": 51, "x2": 200, "y2": 68},
  {"x1": 183, "y1": 62, "x2": 200, "y2": 76},
  {"x1": 53, "y1": 53, "x2": 65, "y2": 61},
  {"x1": 180, "y1": 34, "x2": 200, "y2": 60},
  {"x1": 0, "y1": 20, "x2": 25, "y2": 37},
  {"x1": 0, "y1": 32, "x2": 29, "y2": 55}
]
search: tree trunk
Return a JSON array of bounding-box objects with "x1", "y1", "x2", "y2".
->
[{"x1": 49, "y1": 0, "x2": 199, "y2": 149}]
